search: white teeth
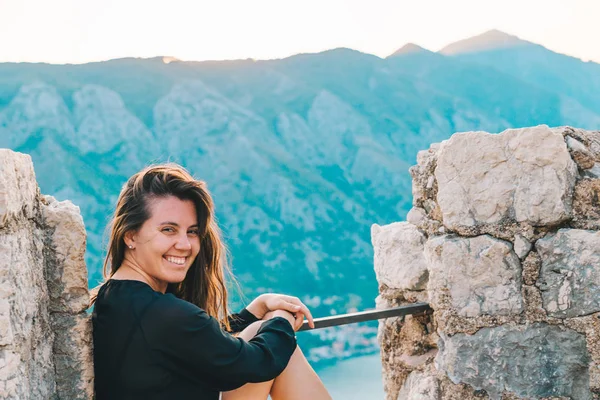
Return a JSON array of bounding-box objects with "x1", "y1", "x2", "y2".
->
[{"x1": 165, "y1": 256, "x2": 186, "y2": 265}]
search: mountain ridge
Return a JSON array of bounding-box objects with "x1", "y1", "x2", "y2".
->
[
  {"x1": 388, "y1": 43, "x2": 431, "y2": 58},
  {"x1": 2, "y1": 30, "x2": 598, "y2": 67},
  {"x1": 1, "y1": 35, "x2": 599, "y2": 364},
  {"x1": 440, "y1": 29, "x2": 533, "y2": 55}
]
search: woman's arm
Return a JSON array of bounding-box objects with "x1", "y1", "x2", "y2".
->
[
  {"x1": 235, "y1": 310, "x2": 298, "y2": 340},
  {"x1": 246, "y1": 293, "x2": 315, "y2": 329},
  {"x1": 226, "y1": 308, "x2": 260, "y2": 333},
  {"x1": 143, "y1": 295, "x2": 298, "y2": 392}
]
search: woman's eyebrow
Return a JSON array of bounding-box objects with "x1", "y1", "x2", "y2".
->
[
  {"x1": 159, "y1": 221, "x2": 199, "y2": 228},
  {"x1": 159, "y1": 221, "x2": 179, "y2": 226}
]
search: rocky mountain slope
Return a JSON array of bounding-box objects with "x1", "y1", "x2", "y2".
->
[{"x1": 0, "y1": 30, "x2": 599, "y2": 363}]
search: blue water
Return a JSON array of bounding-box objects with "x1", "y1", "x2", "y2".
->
[{"x1": 316, "y1": 353, "x2": 385, "y2": 400}]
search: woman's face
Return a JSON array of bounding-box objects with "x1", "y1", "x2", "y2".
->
[{"x1": 127, "y1": 195, "x2": 201, "y2": 288}]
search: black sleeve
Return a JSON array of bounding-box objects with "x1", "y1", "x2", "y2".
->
[
  {"x1": 226, "y1": 308, "x2": 260, "y2": 333},
  {"x1": 143, "y1": 295, "x2": 297, "y2": 391}
]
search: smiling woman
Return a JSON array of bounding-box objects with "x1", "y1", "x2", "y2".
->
[
  {"x1": 90, "y1": 163, "x2": 331, "y2": 400},
  {"x1": 119, "y1": 196, "x2": 202, "y2": 292}
]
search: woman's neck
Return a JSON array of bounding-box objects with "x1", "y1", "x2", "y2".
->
[{"x1": 112, "y1": 260, "x2": 167, "y2": 293}]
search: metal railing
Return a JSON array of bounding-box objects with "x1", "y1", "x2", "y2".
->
[{"x1": 298, "y1": 302, "x2": 432, "y2": 331}]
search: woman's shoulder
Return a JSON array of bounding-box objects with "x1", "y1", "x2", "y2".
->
[
  {"x1": 97, "y1": 279, "x2": 156, "y2": 298},
  {"x1": 95, "y1": 279, "x2": 208, "y2": 321},
  {"x1": 141, "y1": 291, "x2": 217, "y2": 341},
  {"x1": 151, "y1": 291, "x2": 207, "y2": 321},
  {"x1": 94, "y1": 279, "x2": 162, "y2": 313}
]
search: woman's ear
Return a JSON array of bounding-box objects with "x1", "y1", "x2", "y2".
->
[{"x1": 124, "y1": 231, "x2": 136, "y2": 249}]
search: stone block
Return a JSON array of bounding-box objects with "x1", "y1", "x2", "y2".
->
[
  {"x1": 398, "y1": 371, "x2": 439, "y2": 400},
  {"x1": 51, "y1": 313, "x2": 94, "y2": 400},
  {"x1": 435, "y1": 125, "x2": 576, "y2": 229},
  {"x1": 425, "y1": 234, "x2": 522, "y2": 317},
  {"x1": 513, "y1": 234, "x2": 531, "y2": 259},
  {"x1": 0, "y1": 228, "x2": 48, "y2": 344},
  {"x1": 537, "y1": 229, "x2": 600, "y2": 318},
  {"x1": 0, "y1": 226, "x2": 55, "y2": 400},
  {"x1": 436, "y1": 323, "x2": 591, "y2": 400},
  {"x1": 411, "y1": 145, "x2": 439, "y2": 207},
  {"x1": 372, "y1": 222, "x2": 428, "y2": 291},
  {"x1": 42, "y1": 195, "x2": 90, "y2": 313},
  {"x1": 0, "y1": 150, "x2": 38, "y2": 228},
  {"x1": 406, "y1": 207, "x2": 427, "y2": 227}
]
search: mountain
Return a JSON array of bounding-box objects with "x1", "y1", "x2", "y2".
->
[
  {"x1": 438, "y1": 30, "x2": 600, "y2": 127},
  {"x1": 389, "y1": 43, "x2": 430, "y2": 57},
  {"x1": 440, "y1": 29, "x2": 532, "y2": 55},
  {"x1": 1, "y1": 30, "x2": 599, "y2": 363}
]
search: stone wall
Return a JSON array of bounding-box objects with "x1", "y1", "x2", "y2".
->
[
  {"x1": 0, "y1": 149, "x2": 93, "y2": 399},
  {"x1": 4, "y1": 125, "x2": 600, "y2": 399},
  {"x1": 374, "y1": 125, "x2": 600, "y2": 400}
]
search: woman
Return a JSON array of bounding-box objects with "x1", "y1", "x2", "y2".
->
[{"x1": 92, "y1": 163, "x2": 332, "y2": 400}]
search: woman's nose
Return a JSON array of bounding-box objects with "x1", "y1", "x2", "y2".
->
[{"x1": 175, "y1": 234, "x2": 192, "y2": 250}]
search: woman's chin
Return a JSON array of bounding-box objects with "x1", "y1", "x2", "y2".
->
[
  {"x1": 161, "y1": 259, "x2": 191, "y2": 279},
  {"x1": 159, "y1": 268, "x2": 189, "y2": 284},
  {"x1": 170, "y1": 273, "x2": 188, "y2": 284}
]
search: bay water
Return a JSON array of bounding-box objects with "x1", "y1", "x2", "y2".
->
[{"x1": 316, "y1": 353, "x2": 385, "y2": 400}]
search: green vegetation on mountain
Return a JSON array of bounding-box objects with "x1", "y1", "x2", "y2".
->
[{"x1": 1, "y1": 30, "x2": 598, "y2": 363}]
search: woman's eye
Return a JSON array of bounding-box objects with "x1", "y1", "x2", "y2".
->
[
  {"x1": 188, "y1": 230, "x2": 200, "y2": 236},
  {"x1": 162, "y1": 227, "x2": 175, "y2": 233}
]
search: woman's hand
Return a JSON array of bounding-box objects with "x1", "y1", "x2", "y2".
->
[
  {"x1": 247, "y1": 293, "x2": 315, "y2": 330},
  {"x1": 264, "y1": 310, "x2": 301, "y2": 331}
]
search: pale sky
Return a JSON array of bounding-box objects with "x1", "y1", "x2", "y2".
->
[{"x1": 0, "y1": 0, "x2": 599, "y2": 64}]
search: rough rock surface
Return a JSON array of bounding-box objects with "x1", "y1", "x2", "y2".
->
[
  {"x1": 372, "y1": 222, "x2": 429, "y2": 291},
  {"x1": 43, "y1": 197, "x2": 90, "y2": 314},
  {"x1": 513, "y1": 233, "x2": 532, "y2": 259},
  {"x1": 398, "y1": 371, "x2": 440, "y2": 400},
  {"x1": 0, "y1": 149, "x2": 93, "y2": 399},
  {"x1": 376, "y1": 126, "x2": 600, "y2": 399},
  {"x1": 437, "y1": 324, "x2": 590, "y2": 400},
  {"x1": 566, "y1": 135, "x2": 596, "y2": 170},
  {"x1": 435, "y1": 125, "x2": 577, "y2": 229},
  {"x1": 537, "y1": 229, "x2": 600, "y2": 318},
  {"x1": 571, "y1": 178, "x2": 600, "y2": 230},
  {"x1": 425, "y1": 234, "x2": 522, "y2": 318},
  {"x1": 0, "y1": 149, "x2": 38, "y2": 228}
]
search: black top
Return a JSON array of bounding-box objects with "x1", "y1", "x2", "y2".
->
[{"x1": 92, "y1": 279, "x2": 297, "y2": 400}]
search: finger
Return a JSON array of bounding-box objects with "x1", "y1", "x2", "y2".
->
[
  {"x1": 284, "y1": 301, "x2": 302, "y2": 314},
  {"x1": 282, "y1": 297, "x2": 315, "y2": 328},
  {"x1": 277, "y1": 298, "x2": 297, "y2": 310},
  {"x1": 289, "y1": 311, "x2": 309, "y2": 331},
  {"x1": 294, "y1": 312, "x2": 303, "y2": 331},
  {"x1": 294, "y1": 303, "x2": 314, "y2": 328}
]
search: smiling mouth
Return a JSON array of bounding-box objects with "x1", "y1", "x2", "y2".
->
[{"x1": 164, "y1": 256, "x2": 187, "y2": 266}]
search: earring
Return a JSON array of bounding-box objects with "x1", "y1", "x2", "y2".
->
[{"x1": 128, "y1": 245, "x2": 133, "y2": 249}]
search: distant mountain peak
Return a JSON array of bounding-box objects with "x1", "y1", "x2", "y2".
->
[
  {"x1": 138, "y1": 56, "x2": 181, "y2": 64},
  {"x1": 388, "y1": 43, "x2": 430, "y2": 58},
  {"x1": 440, "y1": 29, "x2": 532, "y2": 55},
  {"x1": 161, "y1": 56, "x2": 180, "y2": 64}
]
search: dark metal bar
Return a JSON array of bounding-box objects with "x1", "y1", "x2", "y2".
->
[{"x1": 298, "y1": 302, "x2": 432, "y2": 331}]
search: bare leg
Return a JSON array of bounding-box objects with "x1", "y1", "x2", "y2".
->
[
  {"x1": 270, "y1": 346, "x2": 331, "y2": 400},
  {"x1": 222, "y1": 321, "x2": 331, "y2": 400},
  {"x1": 222, "y1": 321, "x2": 274, "y2": 400}
]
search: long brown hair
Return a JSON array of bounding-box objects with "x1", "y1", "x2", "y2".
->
[{"x1": 91, "y1": 163, "x2": 234, "y2": 330}]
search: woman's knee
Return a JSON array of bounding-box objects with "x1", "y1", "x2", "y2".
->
[{"x1": 236, "y1": 320, "x2": 265, "y2": 341}]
